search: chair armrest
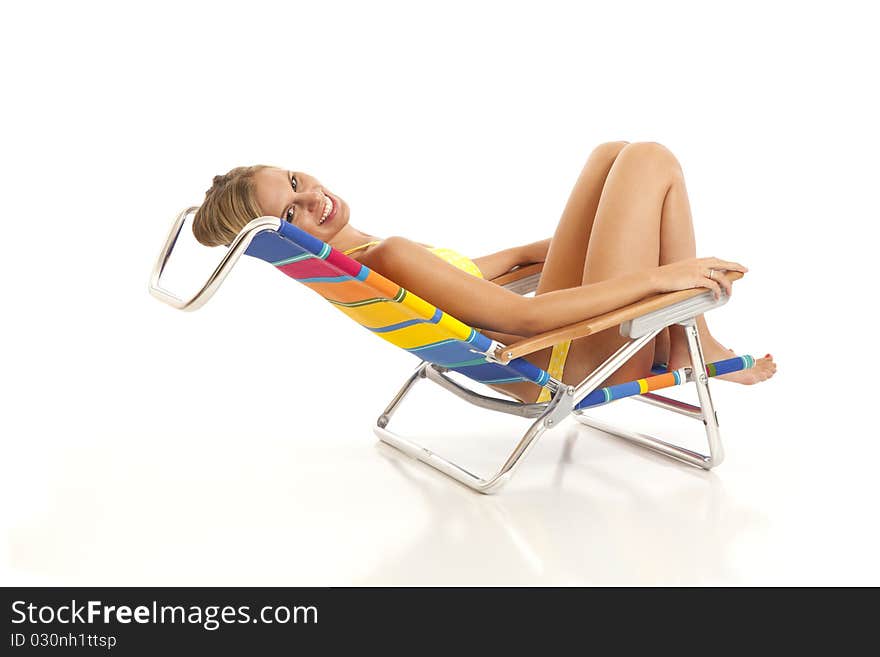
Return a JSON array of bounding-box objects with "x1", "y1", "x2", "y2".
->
[
  {"x1": 493, "y1": 271, "x2": 743, "y2": 363},
  {"x1": 490, "y1": 262, "x2": 544, "y2": 294}
]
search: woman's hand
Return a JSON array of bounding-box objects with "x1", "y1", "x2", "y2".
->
[
  {"x1": 519, "y1": 238, "x2": 552, "y2": 264},
  {"x1": 653, "y1": 257, "x2": 748, "y2": 299},
  {"x1": 473, "y1": 239, "x2": 552, "y2": 280}
]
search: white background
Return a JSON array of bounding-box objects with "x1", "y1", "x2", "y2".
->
[{"x1": 2, "y1": 0, "x2": 878, "y2": 585}]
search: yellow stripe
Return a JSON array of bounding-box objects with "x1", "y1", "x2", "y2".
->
[
  {"x1": 399, "y1": 292, "x2": 437, "y2": 320},
  {"x1": 333, "y1": 301, "x2": 420, "y2": 327},
  {"x1": 638, "y1": 379, "x2": 648, "y2": 394},
  {"x1": 400, "y1": 290, "x2": 473, "y2": 342},
  {"x1": 372, "y1": 322, "x2": 464, "y2": 350},
  {"x1": 536, "y1": 340, "x2": 572, "y2": 403}
]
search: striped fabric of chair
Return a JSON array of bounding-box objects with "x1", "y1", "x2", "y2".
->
[{"x1": 245, "y1": 221, "x2": 551, "y2": 389}]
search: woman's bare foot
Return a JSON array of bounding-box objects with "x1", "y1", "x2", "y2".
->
[{"x1": 668, "y1": 335, "x2": 776, "y2": 385}]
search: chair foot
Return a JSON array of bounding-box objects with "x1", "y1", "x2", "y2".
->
[
  {"x1": 572, "y1": 317, "x2": 725, "y2": 470},
  {"x1": 572, "y1": 412, "x2": 715, "y2": 469},
  {"x1": 374, "y1": 364, "x2": 573, "y2": 494},
  {"x1": 374, "y1": 425, "x2": 509, "y2": 494}
]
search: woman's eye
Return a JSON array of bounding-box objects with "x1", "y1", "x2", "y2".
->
[{"x1": 284, "y1": 175, "x2": 298, "y2": 221}]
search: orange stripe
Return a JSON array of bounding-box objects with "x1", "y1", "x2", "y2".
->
[
  {"x1": 302, "y1": 274, "x2": 400, "y2": 304},
  {"x1": 364, "y1": 270, "x2": 401, "y2": 298},
  {"x1": 647, "y1": 371, "x2": 677, "y2": 391}
]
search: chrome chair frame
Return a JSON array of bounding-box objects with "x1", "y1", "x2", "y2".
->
[
  {"x1": 151, "y1": 208, "x2": 729, "y2": 494},
  {"x1": 149, "y1": 208, "x2": 282, "y2": 311},
  {"x1": 374, "y1": 313, "x2": 723, "y2": 493}
]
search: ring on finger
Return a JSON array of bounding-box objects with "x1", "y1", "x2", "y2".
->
[{"x1": 707, "y1": 268, "x2": 715, "y2": 280}]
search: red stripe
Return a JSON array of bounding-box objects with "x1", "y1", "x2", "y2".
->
[
  {"x1": 325, "y1": 249, "x2": 362, "y2": 277},
  {"x1": 278, "y1": 258, "x2": 342, "y2": 279}
]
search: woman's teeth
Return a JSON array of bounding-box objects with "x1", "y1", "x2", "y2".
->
[{"x1": 319, "y1": 194, "x2": 332, "y2": 225}]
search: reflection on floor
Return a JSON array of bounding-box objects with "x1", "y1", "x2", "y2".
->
[{"x1": 6, "y1": 373, "x2": 877, "y2": 586}]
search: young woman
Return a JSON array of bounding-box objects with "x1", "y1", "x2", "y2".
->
[{"x1": 192, "y1": 141, "x2": 775, "y2": 403}]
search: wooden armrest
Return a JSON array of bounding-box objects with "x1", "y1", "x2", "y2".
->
[
  {"x1": 489, "y1": 262, "x2": 544, "y2": 287},
  {"x1": 494, "y1": 270, "x2": 743, "y2": 363}
]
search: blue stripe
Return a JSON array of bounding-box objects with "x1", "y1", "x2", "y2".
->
[
  {"x1": 469, "y1": 330, "x2": 492, "y2": 352},
  {"x1": 355, "y1": 266, "x2": 370, "y2": 281},
  {"x1": 370, "y1": 318, "x2": 431, "y2": 333},
  {"x1": 610, "y1": 381, "x2": 641, "y2": 400},
  {"x1": 245, "y1": 230, "x2": 311, "y2": 263},
  {"x1": 505, "y1": 356, "x2": 550, "y2": 386},
  {"x1": 407, "y1": 341, "x2": 484, "y2": 365},
  {"x1": 407, "y1": 338, "x2": 461, "y2": 353},
  {"x1": 476, "y1": 376, "x2": 525, "y2": 384},
  {"x1": 449, "y1": 362, "x2": 531, "y2": 383},
  {"x1": 297, "y1": 275, "x2": 350, "y2": 283},
  {"x1": 439, "y1": 357, "x2": 491, "y2": 367},
  {"x1": 371, "y1": 307, "x2": 445, "y2": 334},
  {"x1": 272, "y1": 253, "x2": 314, "y2": 266},
  {"x1": 574, "y1": 389, "x2": 607, "y2": 409},
  {"x1": 277, "y1": 220, "x2": 327, "y2": 256}
]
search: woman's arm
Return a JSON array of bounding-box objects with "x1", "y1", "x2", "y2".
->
[
  {"x1": 363, "y1": 237, "x2": 742, "y2": 337},
  {"x1": 472, "y1": 238, "x2": 552, "y2": 280}
]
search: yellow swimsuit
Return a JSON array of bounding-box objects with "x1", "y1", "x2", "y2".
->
[
  {"x1": 343, "y1": 241, "x2": 484, "y2": 278},
  {"x1": 343, "y1": 240, "x2": 568, "y2": 402}
]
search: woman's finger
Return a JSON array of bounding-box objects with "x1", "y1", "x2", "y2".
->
[
  {"x1": 701, "y1": 276, "x2": 722, "y2": 299},
  {"x1": 706, "y1": 268, "x2": 732, "y2": 296},
  {"x1": 712, "y1": 258, "x2": 748, "y2": 272}
]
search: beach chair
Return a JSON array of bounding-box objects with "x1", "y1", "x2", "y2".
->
[{"x1": 150, "y1": 208, "x2": 755, "y2": 493}]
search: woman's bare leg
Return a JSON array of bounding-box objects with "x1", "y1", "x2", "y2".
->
[
  {"x1": 562, "y1": 142, "x2": 673, "y2": 386},
  {"x1": 488, "y1": 141, "x2": 774, "y2": 403},
  {"x1": 485, "y1": 141, "x2": 629, "y2": 402},
  {"x1": 566, "y1": 142, "x2": 775, "y2": 386},
  {"x1": 621, "y1": 144, "x2": 775, "y2": 383},
  {"x1": 659, "y1": 176, "x2": 776, "y2": 383},
  {"x1": 535, "y1": 141, "x2": 631, "y2": 294}
]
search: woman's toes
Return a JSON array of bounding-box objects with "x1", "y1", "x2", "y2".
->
[
  {"x1": 715, "y1": 353, "x2": 776, "y2": 385},
  {"x1": 753, "y1": 356, "x2": 776, "y2": 382}
]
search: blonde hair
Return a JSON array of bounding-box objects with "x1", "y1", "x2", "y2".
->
[{"x1": 192, "y1": 165, "x2": 271, "y2": 247}]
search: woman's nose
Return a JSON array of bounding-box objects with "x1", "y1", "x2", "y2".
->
[{"x1": 295, "y1": 191, "x2": 324, "y2": 214}]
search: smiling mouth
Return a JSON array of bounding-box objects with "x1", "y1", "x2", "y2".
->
[{"x1": 318, "y1": 194, "x2": 336, "y2": 225}]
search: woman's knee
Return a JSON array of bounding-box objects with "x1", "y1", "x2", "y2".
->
[
  {"x1": 617, "y1": 141, "x2": 683, "y2": 176},
  {"x1": 589, "y1": 140, "x2": 630, "y2": 162}
]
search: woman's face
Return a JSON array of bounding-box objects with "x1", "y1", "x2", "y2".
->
[{"x1": 252, "y1": 167, "x2": 350, "y2": 241}]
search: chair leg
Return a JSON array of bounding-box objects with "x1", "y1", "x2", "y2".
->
[
  {"x1": 683, "y1": 318, "x2": 725, "y2": 467},
  {"x1": 573, "y1": 318, "x2": 725, "y2": 470},
  {"x1": 374, "y1": 364, "x2": 574, "y2": 494}
]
